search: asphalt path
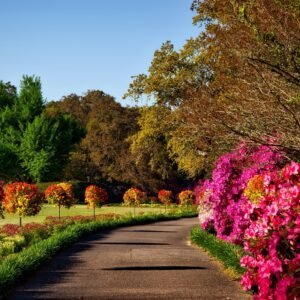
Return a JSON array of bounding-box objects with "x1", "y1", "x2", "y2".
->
[{"x1": 10, "y1": 218, "x2": 250, "y2": 299}]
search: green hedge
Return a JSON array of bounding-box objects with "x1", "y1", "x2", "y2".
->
[{"x1": 0, "y1": 210, "x2": 197, "y2": 296}]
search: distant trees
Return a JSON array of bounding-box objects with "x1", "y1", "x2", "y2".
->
[{"x1": 0, "y1": 76, "x2": 83, "y2": 182}]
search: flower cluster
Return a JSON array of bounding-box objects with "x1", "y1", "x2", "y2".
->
[
  {"x1": 2, "y1": 182, "x2": 43, "y2": 217},
  {"x1": 85, "y1": 185, "x2": 108, "y2": 208},
  {"x1": 158, "y1": 189, "x2": 173, "y2": 205},
  {"x1": 240, "y1": 162, "x2": 300, "y2": 299},
  {"x1": 195, "y1": 143, "x2": 283, "y2": 244},
  {"x1": 44, "y1": 183, "x2": 74, "y2": 208},
  {"x1": 178, "y1": 190, "x2": 195, "y2": 206},
  {"x1": 123, "y1": 188, "x2": 147, "y2": 206}
]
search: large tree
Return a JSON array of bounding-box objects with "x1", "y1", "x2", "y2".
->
[{"x1": 125, "y1": 0, "x2": 300, "y2": 178}]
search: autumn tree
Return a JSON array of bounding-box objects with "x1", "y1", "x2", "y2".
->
[
  {"x1": 44, "y1": 183, "x2": 75, "y2": 220},
  {"x1": 2, "y1": 182, "x2": 44, "y2": 226},
  {"x1": 85, "y1": 185, "x2": 108, "y2": 218},
  {"x1": 125, "y1": 0, "x2": 300, "y2": 178}
]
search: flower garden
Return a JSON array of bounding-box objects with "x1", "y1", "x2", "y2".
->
[{"x1": 195, "y1": 142, "x2": 300, "y2": 300}]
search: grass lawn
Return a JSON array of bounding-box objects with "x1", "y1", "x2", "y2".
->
[{"x1": 0, "y1": 204, "x2": 169, "y2": 226}]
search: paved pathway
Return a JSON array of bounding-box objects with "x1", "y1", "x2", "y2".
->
[{"x1": 10, "y1": 218, "x2": 250, "y2": 299}]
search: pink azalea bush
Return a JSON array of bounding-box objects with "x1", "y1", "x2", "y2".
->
[
  {"x1": 196, "y1": 142, "x2": 300, "y2": 299},
  {"x1": 240, "y1": 162, "x2": 300, "y2": 299},
  {"x1": 195, "y1": 142, "x2": 284, "y2": 244}
]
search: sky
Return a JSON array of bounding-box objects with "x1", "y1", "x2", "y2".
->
[{"x1": 0, "y1": 0, "x2": 200, "y2": 106}]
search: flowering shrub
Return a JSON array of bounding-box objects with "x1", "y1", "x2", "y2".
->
[
  {"x1": 195, "y1": 142, "x2": 284, "y2": 244},
  {"x1": 158, "y1": 190, "x2": 173, "y2": 205},
  {"x1": 44, "y1": 184, "x2": 74, "y2": 208},
  {"x1": 123, "y1": 188, "x2": 147, "y2": 206},
  {"x1": 240, "y1": 162, "x2": 300, "y2": 299},
  {"x1": 178, "y1": 190, "x2": 195, "y2": 206},
  {"x1": 2, "y1": 182, "x2": 43, "y2": 218}
]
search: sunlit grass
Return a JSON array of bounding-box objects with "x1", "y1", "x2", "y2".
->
[{"x1": 0, "y1": 204, "x2": 169, "y2": 226}]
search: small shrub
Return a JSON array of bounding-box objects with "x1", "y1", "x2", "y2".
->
[
  {"x1": 178, "y1": 190, "x2": 195, "y2": 206},
  {"x1": 157, "y1": 190, "x2": 173, "y2": 206},
  {"x1": 123, "y1": 188, "x2": 147, "y2": 206}
]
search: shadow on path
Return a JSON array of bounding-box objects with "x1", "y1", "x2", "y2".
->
[{"x1": 102, "y1": 266, "x2": 207, "y2": 271}]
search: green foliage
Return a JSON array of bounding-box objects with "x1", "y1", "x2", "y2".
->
[
  {"x1": 16, "y1": 75, "x2": 44, "y2": 123},
  {"x1": 19, "y1": 114, "x2": 83, "y2": 182},
  {"x1": 0, "y1": 76, "x2": 83, "y2": 182}
]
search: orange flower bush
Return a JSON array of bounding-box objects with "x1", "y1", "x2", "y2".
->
[
  {"x1": 178, "y1": 190, "x2": 195, "y2": 206},
  {"x1": 158, "y1": 189, "x2": 173, "y2": 205},
  {"x1": 123, "y1": 188, "x2": 147, "y2": 206},
  {"x1": 2, "y1": 182, "x2": 43, "y2": 225}
]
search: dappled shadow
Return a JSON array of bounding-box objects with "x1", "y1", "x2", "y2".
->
[{"x1": 102, "y1": 266, "x2": 207, "y2": 271}]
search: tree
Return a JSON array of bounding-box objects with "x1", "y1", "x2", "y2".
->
[
  {"x1": 18, "y1": 113, "x2": 83, "y2": 182},
  {"x1": 178, "y1": 190, "x2": 195, "y2": 206},
  {"x1": 85, "y1": 185, "x2": 108, "y2": 218},
  {"x1": 125, "y1": 0, "x2": 300, "y2": 176},
  {"x1": 2, "y1": 182, "x2": 44, "y2": 226},
  {"x1": 123, "y1": 188, "x2": 147, "y2": 216},
  {"x1": 44, "y1": 183, "x2": 75, "y2": 220},
  {"x1": 157, "y1": 189, "x2": 173, "y2": 212}
]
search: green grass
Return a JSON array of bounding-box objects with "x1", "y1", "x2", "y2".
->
[
  {"x1": 0, "y1": 210, "x2": 197, "y2": 297},
  {"x1": 190, "y1": 226, "x2": 246, "y2": 278},
  {"x1": 0, "y1": 204, "x2": 168, "y2": 226}
]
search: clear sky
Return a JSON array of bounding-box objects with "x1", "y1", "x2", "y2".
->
[{"x1": 0, "y1": 0, "x2": 199, "y2": 105}]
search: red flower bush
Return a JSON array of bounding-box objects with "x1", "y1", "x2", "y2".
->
[
  {"x1": 85, "y1": 185, "x2": 108, "y2": 217},
  {"x1": 123, "y1": 188, "x2": 147, "y2": 206},
  {"x1": 240, "y1": 162, "x2": 300, "y2": 299},
  {"x1": 158, "y1": 190, "x2": 173, "y2": 205},
  {"x1": 178, "y1": 190, "x2": 195, "y2": 206},
  {"x1": 2, "y1": 182, "x2": 43, "y2": 217}
]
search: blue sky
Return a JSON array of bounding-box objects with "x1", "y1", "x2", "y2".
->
[{"x1": 0, "y1": 0, "x2": 199, "y2": 105}]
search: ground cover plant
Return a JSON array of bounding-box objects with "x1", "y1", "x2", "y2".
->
[{"x1": 190, "y1": 226, "x2": 245, "y2": 278}]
